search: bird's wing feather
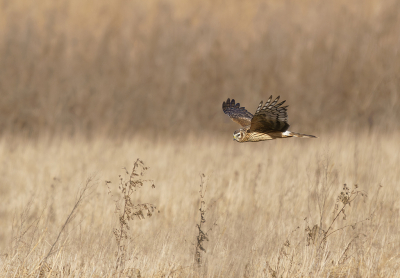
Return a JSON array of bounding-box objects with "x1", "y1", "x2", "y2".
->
[
  {"x1": 249, "y1": 95, "x2": 290, "y2": 132},
  {"x1": 222, "y1": 98, "x2": 253, "y2": 127}
]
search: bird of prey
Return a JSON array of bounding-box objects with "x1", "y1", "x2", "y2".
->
[{"x1": 222, "y1": 96, "x2": 317, "y2": 142}]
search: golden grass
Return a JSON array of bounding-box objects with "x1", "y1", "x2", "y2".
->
[
  {"x1": 1, "y1": 131, "x2": 400, "y2": 277},
  {"x1": 1, "y1": 0, "x2": 400, "y2": 276}
]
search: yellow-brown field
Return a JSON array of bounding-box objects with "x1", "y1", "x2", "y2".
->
[{"x1": 1, "y1": 0, "x2": 400, "y2": 277}]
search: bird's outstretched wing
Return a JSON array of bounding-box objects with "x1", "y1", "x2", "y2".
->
[
  {"x1": 222, "y1": 98, "x2": 253, "y2": 127},
  {"x1": 249, "y1": 95, "x2": 290, "y2": 132}
]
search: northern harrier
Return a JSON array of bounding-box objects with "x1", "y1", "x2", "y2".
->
[{"x1": 222, "y1": 96, "x2": 317, "y2": 142}]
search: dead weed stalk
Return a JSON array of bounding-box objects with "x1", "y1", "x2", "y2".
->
[
  {"x1": 194, "y1": 174, "x2": 217, "y2": 270},
  {"x1": 266, "y1": 183, "x2": 374, "y2": 277},
  {"x1": 195, "y1": 174, "x2": 208, "y2": 268},
  {"x1": 37, "y1": 177, "x2": 95, "y2": 278},
  {"x1": 108, "y1": 159, "x2": 158, "y2": 272}
]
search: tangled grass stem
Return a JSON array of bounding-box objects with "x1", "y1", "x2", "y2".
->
[{"x1": 112, "y1": 159, "x2": 158, "y2": 272}]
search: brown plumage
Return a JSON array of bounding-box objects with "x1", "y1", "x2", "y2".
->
[{"x1": 222, "y1": 96, "x2": 317, "y2": 142}]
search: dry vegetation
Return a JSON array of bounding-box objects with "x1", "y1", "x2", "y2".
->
[{"x1": 1, "y1": 0, "x2": 400, "y2": 277}]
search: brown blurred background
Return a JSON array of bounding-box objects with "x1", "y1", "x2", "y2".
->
[{"x1": 1, "y1": 0, "x2": 399, "y2": 139}]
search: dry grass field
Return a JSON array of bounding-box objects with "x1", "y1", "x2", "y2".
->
[{"x1": 1, "y1": 0, "x2": 400, "y2": 277}]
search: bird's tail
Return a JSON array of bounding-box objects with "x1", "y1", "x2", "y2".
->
[{"x1": 284, "y1": 131, "x2": 318, "y2": 138}]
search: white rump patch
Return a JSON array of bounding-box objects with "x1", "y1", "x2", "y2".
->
[{"x1": 282, "y1": 131, "x2": 291, "y2": 136}]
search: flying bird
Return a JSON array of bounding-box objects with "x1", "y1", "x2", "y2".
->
[{"x1": 222, "y1": 96, "x2": 317, "y2": 142}]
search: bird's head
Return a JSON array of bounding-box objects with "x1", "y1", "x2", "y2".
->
[{"x1": 233, "y1": 129, "x2": 245, "y2": 142}]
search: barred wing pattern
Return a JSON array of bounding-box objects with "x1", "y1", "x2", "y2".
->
[
  {"x1": 250, "y1": 96, "x2": 289, "y2": 133},
  {"x1": 222, "y1": 98, "x2": 253, "y2": 127}
]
